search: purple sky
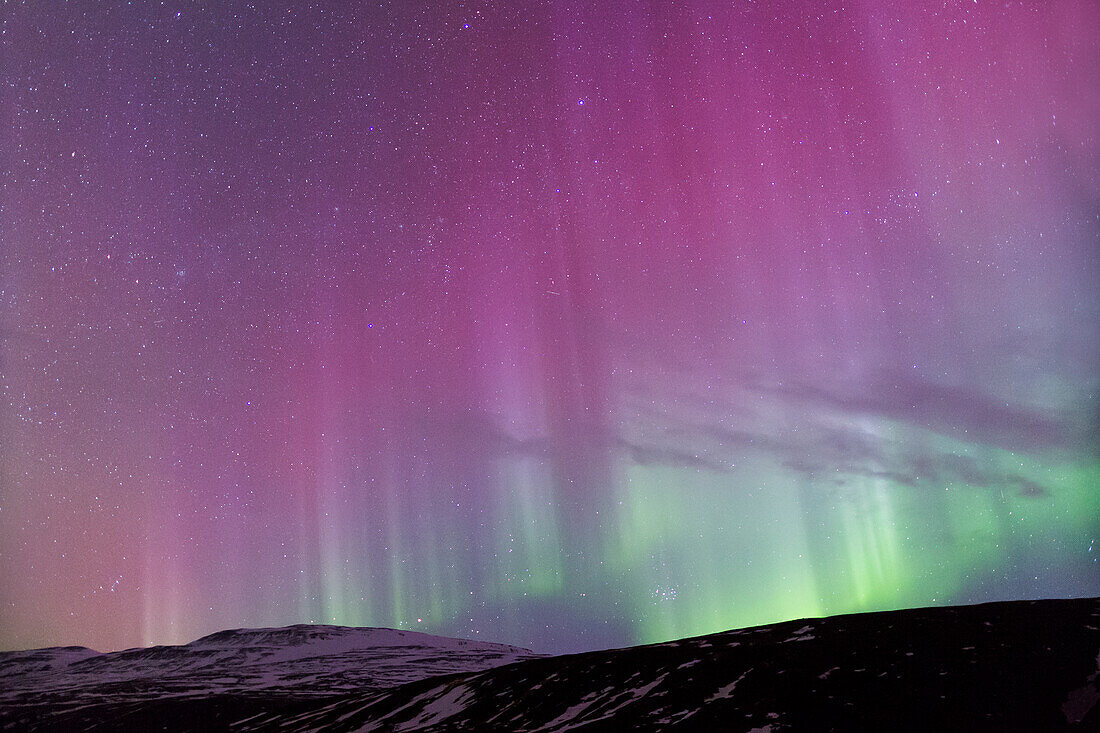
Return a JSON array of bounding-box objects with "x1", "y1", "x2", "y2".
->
[{"x1": 2, "y1": 1, "x2": 1097, "y2": 654}]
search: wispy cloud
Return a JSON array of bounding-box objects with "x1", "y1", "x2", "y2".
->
[{"x1": 773, "y1": 372, "x2": 1071, "y2": 453}]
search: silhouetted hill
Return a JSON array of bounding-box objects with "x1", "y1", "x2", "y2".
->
[{"x1": 2, "y1": 597, "x2": 1097, "y2": 731}]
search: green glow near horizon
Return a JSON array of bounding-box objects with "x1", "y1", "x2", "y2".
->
[
  {"x1": 239, "y1": 371, "x2": 1100, "y2": 656},
  {"x1": 293, "y1": 430, "x2": 1096, "y2": 652},
  {"x1": 601, "y1": 416, "x2": 1099, "y2": 647}
]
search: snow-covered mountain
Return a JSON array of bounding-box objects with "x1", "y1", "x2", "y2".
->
[
  {"x1": 0, "y1": 625, "x2": 538, "y2": 731},
  {"x1": 2, "y1": 597, "x2": 1097, "y2": 731}
]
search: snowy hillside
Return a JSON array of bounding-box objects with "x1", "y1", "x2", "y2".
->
[
  {"x1": 0, "y1": 625, "x2": 538, "y2": 731},
  {"x1": 2, "y1": 598, "x2": 1097, "y2": 731},
  {"x1": 241, "y1": 597, "x2": 1100, "y2": 732}
]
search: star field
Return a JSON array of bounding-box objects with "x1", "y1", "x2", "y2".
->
[{"x1": 1, "y1": 1, "x2": 1097, "y2": 654}]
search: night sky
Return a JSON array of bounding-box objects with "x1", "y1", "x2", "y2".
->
[{"x1": 2, "y1": 1, "x2": 1097, "y2": 655}]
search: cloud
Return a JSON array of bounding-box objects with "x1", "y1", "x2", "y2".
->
[
  {"x1": 774, "y1": 372, "x2": 1070, "y2": 453},
  {"x1": 1011, "y1": 476, "x2": 1048, "y2": 498},
  {"x1": 615, "y1": 438, "x2": 733, "y2": 473},
  {"x1": 412, "y1": 386, "x2": 1058, "y2": 502},
  {"x1": 782, "y1": 433, "x2": 1053, "y2": 498},
  {"x1": 620, "y1": 390, "x2": 1057, "y2": 499}
]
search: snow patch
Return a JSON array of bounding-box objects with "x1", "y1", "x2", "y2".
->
[
  {"x1": 540, "y1": 689, "x2": 604, "y2": 730},
  {"x1": 544, "y1": 675, "x2": 670, "y2": 731},
  {"x1": 394, "y1": 682, "x2": 474, "y2": 731},
  {"x1": 707, "y1": 668, "x2": 751, "y2": 702}
]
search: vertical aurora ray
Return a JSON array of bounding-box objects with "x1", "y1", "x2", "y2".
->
[
  {"x1": 1, "y1": 1, "x2": 1097, "y2": 655},
  {"x1": 613, "y1": 460, "x2": 822, "y2": 643}
]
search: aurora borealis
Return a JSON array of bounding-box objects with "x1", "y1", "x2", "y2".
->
[{"x1": 1, "y1": 0, "x2": 1097, "y2": 655}]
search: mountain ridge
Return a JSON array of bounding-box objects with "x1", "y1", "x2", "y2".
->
[{"x1": 2, "y1": 596, "x2": 1097, "y2": 732}]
